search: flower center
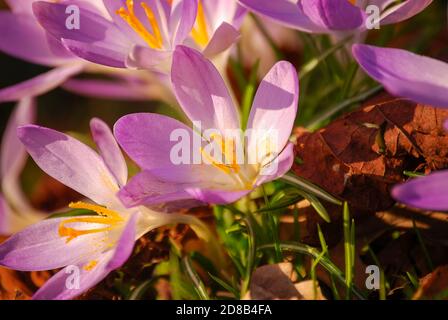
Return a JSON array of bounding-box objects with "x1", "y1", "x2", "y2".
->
[
  {"x1": 117, "y1": 0, "x2": 163, "y2": 49},
  {"x1": 201, "y1": 133, "x2": 240, "y2": 174},
  {"x1": 58, "y1": 202, "x2": 124, "y2": 243},
  {"x1": 191, "y1": 0, "x2": 209, "y2": 48},
  {"x1": 200, "y1": 133, "x2": 254, "y2": 189}
]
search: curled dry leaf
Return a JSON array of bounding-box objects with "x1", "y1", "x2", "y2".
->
[
  {"x1": 413, "y1": 265, "x2": 448, "y2": 300},
  {"x1": 293, "y1": 96, "x2": 448, "y2": 214},
  {"x1": 243, "y1": 262, "x2": 325, "y2": 300}
]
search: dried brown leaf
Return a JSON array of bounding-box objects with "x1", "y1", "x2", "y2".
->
[
  {"x1": 294, "y1": 98, "x2": 448, "y2": 214},
  {"x1": 243, "y1": 263, "x2": 325, "y2": 300}
]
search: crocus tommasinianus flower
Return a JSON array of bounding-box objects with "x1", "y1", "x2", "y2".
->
[
  {"x1": 0, "y1": 98, "x2": 43, "y2": 235},
  {"x1": 0, "y1": 0, "x2": 88, "y2": 102},
  {"x1": 114, "y1": 46, "x2": 298, "y2": 206},
  {"x1": 238, "y1": 0, "x2": 432, "y2": 34},
  {"x1": 0, "y1": 118, "x2": 209, "y2": 299},
  {"x1": 353, "y1": 44, "x2": 448, "y2": 108},
  {"x1": 0, "y1": 0, "x2": 158, "y2": 103},
  {"x1": 33, "y1": 0, "x2": 244, "y2": 73}
]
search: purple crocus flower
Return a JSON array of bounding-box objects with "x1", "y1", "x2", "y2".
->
[
  {"x1": 33, "y1": 0, "x2": 244, "y2": 73},
  {"x1": 238, "y1": 0, "x2": 432, "y2": 33},
  {"x1": 0, "y1": 0, "x2": 86, "y2": 102},
  {"x1": 114, "y1": 46, "x2": 298, "y2": 206},
  {"x1": 353, "y1": 44, "x2": 448, "y2": 108},
  {"x1": 0, "y1": 0, "x2": 156, "y2": 102},
  {"x1": 0, "y1": 98, "x2": 43, "y2": 235},
  {"x1": 0, "y1": 118, "x2": 197, "y2": 299}
]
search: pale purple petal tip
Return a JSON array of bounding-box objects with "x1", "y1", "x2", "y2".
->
[
  {"x1": 0, "y1": 64, "x2": 83, "y2": 103},
  {"x1": 392, "y1": 170, "x2": 448, "y2": 211},
  {"x1": 353, "y1": 44, "x2": 448, "y2": 108},
  {"x1": 302, "y1": 0, "x2": 365, "y2": 31},
  {"x1": 171, "y1": 45, "x2": 240, "y2": 131},
  {"x1": 90, "y1": 118, "x2": 128, "y2": 187}
]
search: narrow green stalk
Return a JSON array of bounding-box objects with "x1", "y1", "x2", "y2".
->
[
  {"x1": 228, "y1": 57, "x2": 247, "y2": 91},
  {"x1": 413, "y1": 219, "x2": 434, "y2": 271},
  {"x1": 366, "y1": 245, "x2": 390, "y2": 298},
  {"x1": 281, "y1": 172, "x2": 342, "y2": 205},
  {"x1": 317, "y1": 224, "x2": 340, "y2": 299},
  {"x1": 406, "y1": 271, "x2": 419, "y2": 289},
  {"x1": 258, "y1": 242, "x2": 367, "y2": 300},
  {"x1": 299, "y1": 35, "x2": 353, "y2": 80},
  {"x1": 292, "y1": 208, "x2": 304, "y2": 275},
  {"x1": 240, "y1": 214, "x2": 257, "y2": 298},
  {"x1": 262, "y1": 186, "x2": 282, "y2": 262},
  {"x1": 182, "y1": 256, "x2": 210, "y2": 300},
  {"x1": 208, "y1": 273, "x2": 239, "y2": 299},
  {"x1": 340, "y1": 63, "x2": 359, "y2": 100},
  {"x1": 380, "y1": 269, "x2": 386, "y2": 300},
  {"x1": 343, "y1": 202, "x2": 353, "y2": 299}
]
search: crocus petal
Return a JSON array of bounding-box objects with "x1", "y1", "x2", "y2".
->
[
  {"x1": 0, "y1": 217, "x2": 109, "y2": 271},
  {"x1": 171, "y1": 0, "x2": 198, "y2": 46},
  {"x1": 203, "y1": 22, "x2": 240, "y2": 58},
  {"x1": 238, "y1": 0, "x2": 325, "y2": 33},
  {"x1": 32, "y1": 251, "x2": 112, "y2": 300},
  {"x1": 33, "y1": 1, "x2": 132, "y2": 68},
  {"x1": 171, "y1": 46, "x2": 240, "y2": 131},
  {"x1": 62, "y1": 39, "x2": 129, "y2": 68},
  {"x1": 106, "y1": 213, "x2": 137, "y2": 269},
  {"x1": 17, "y1": 125, "x2": 119, "y2": 205},
  {"x1": 0, "y1": 193, "x2": 42, "y2": 236},
  {"x1": 0, "y1": 194, "x2": 11, "y2": 235},
  {"x1": 254, "y1": 142, "x2": 295, "y2": 186},
  {"x1": 118, "y1": 170, "x2": 196, "y2": 207},
  {"x1": 1, "y1": 98, "x2": 36, "y2": 214},
  {"x1": 247, "y1": 61, "x2": 299, "y2": 157},
  {"x1": 392, "y1": 170, "x2": 448, "y2": 211},
  {"x1": 352, "y1": 44, "x2": 448, "y2": 107},
  {"x1": 90, "y1": 118, "x2": 128, "y2": 188},
  {"x1": 301, "y1": 0, "x2": 365, "y2": 31},
  {"x1": 1, "y1": 98, "x2": 35, "y2": 181},
  {"x1": 126, "y1": 45, "x2": 173, "y2": 73},
  {"x1": 0, "y1": 12, "x2": 73, "y2": 66},
  {"x1": 0, "y1": 64, "x2": 84, "y2": 103},
  {"x1": 114, "y1": 113, "x2": 201, "y2": 170},
  {"x1": 202, "y1": 0, "x2": 241, "y2": 30},
  {"x1": 380, "y1": 0, "x2": 433, "y2": 26},
  {"x1": 5, "y1": 0, "x2": 34, "y2": 14},
  {"x1": 185, "y1": 188, "x2": 250, "y2": 205}
]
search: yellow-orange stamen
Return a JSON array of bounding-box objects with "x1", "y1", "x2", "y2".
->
[
  {"x1": 201, "y1": 133, "x2": 240, "y2": 174},
  {"x1": 116, "y1": 0, "x2": 163, "y2": 49},
  {"x1": 191, "y1": 0, "x2": 209, "y2": 47},
  {"x1": 58, "y1": 202, "x2": 124, "y2": 243},
  {"x1": 83, "y1": 260, "x2": 98, "y2": 271}
]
